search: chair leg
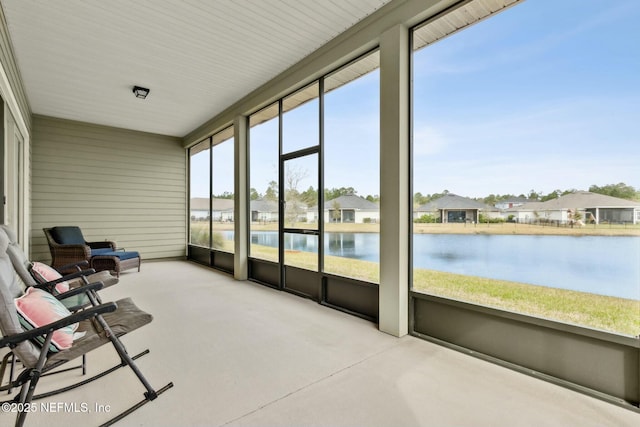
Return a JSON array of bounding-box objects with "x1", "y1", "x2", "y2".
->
[
  {"x1": 9, "y1": 354, "x2": 16, "y2": 394},
  {"x1": 95, "y1": 315, "x2": 157, "y2": 397},
  {"x1": 15, "y1": 333, "x2": 53, "y2": 427},
  {"x1": 0, "y1": 352, "x2": 15, "y2": 394},
  {"x1": 29, "y1": 350, "x2": 150, "y2": 401},
  {"x1": 98, "y1": 383, "x2": 173, "y2": 427},
  {"x1": 94, "y1": 314, "x2": 174, "y2": 425},
  {"x1": 5, "y1": 303, "x2": 172, "y2": 426}
]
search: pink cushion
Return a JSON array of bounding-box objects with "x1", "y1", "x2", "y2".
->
[
  {"x1": 31, "y1": 261, "x2": 69, "y2": 293},
  {"x1": 14, "y1": 287, "x2": 78, "y2": 351}
]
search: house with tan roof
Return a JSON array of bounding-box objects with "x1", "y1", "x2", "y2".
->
[
  {"x1": 250, "y1": 199, "x2": 278, "y2": 223},
  {"x1": 414, "y1": 193, "x2": 500, "y2": 223},
  {"x1": 190, "y1": 197, "x2": 234, "y2": 221},
  {"x1": 508, "y1": 191, "x2": 640, "y2": 224},
  {"x1": 324, "y1": 194, "x2": 379, "y2": 224}
]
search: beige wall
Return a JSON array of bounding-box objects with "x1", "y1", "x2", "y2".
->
[{"x1": 31, "y1": 115, "x2": 186, "y2": 262}]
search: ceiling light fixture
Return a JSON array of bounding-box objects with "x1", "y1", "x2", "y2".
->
[{"x1": 132, "y1": 85, "x2": 150, "y2": 99}]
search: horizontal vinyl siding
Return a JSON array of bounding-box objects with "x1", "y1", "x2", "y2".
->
[{"x1": 31, "y1": 115, "x2": 186, "y2": 262}]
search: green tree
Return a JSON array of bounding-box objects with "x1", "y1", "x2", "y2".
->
[
  {"x1": 589, "y1": 183, "x2": 638, "y2": 200},
  {"x1": 264, "y1": 180, "x2": 278, "y2": 202},
  {"x1": 213, "y1": 191, "x2": 234, "y2": 199},
  {"x1": 430, "y1": 190, "x2": 449, "y2": 201},
  {"x1": 527, "y1": 190, "x2": 540, "y2": 201},
  {"x1": 301, "y1": 186, "x2": 318, "y2": 207},
  {"x1": 325, "y1": 187, "x2": 356, "y2": 201},
  {"x1": 331, "y1": 200, "x2": 341, "y2": 222},
  {"x1": 249, "y1": 187, "x2": 261, "y2": 200},
  {"x1": 541, "y1": 189, "x2": 561, "y2": 202},
  {"x1": 413, "y1": 192, "x2": 429, "y2": 206},
  {"x1": 483, "y1": 194, "x2": 498, "y2": 206},
  {"x1": 284, "y1": 165, "x2": 308, "y2": 226}
]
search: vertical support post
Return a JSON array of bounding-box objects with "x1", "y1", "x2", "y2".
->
[
  {"x1": 637, "y1": 345, "x2": 640, "y2": 409},
  {"x1": 234, "y1": 115, "x2": 248, "y2": 280},
  {"x1": 379, "y1": 24, "x2": 409, "y2": 337}
]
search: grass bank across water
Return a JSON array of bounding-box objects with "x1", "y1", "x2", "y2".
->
[{"x1": 199, "y1": 221, "x2": 640, "y2": 236}]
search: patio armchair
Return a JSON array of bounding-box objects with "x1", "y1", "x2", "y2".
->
[
  {"x1": 0, "y1": 229, "x2": 172, "y2": 427},
  {"x1": 44, "y1": 226, "x2": 141, "y2": 277},
  {"x1": 43, "y1": 226, "x2": 116, "y2": 274}
]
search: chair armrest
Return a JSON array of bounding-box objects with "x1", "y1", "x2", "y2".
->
[
  {"x1": 88, "y1": 241, "x2": 117, "y2": 251},
  {"x1": 0, "y1": 302, "x2": 118, "y2": 348},
  {"x1": 33, "y1": 269, "x2": 98, "y2": 293},
  {"x1": 50, "y1": 244, "x2": 92, "y2": 264},
  {"x1": 55, "y1": 281, "x2": 104, "y2": 301}
]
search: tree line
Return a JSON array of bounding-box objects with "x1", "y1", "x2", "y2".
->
[
  {"x1": 413, "y1": 183, "x2": 639, "y2": 207},
  {"x1": 213, "y1": 182, "x2": 638, "y2": 207},
  {"x1": 215, "y1": 184, "x2": 380, "y2": 206}
]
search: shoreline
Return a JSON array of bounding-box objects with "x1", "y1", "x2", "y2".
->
[{"x1": 205, "y1": 221, "x2": 640, "y2": 237}]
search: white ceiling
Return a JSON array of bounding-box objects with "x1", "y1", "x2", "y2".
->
[{"x1": 1, "y1": 0, "x2": 391, "y2": 137}]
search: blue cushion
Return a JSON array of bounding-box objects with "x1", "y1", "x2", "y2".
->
[
  {"x1": 90, "y1": 248, "x2": 113, "y2": 256},
  {"x1": 51, "y1": 226, "x2": 85, "y2": 245},
  {"x1": 97, "y1": 251, "x2": 140, "y2": 261}
]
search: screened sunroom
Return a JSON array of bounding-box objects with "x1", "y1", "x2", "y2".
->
[{"x1": 0, "y1": 0, "x2": 638, "y2": 425}]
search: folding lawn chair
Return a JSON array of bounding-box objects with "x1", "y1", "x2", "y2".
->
[
  {"x1": 0, "y1": 225, "x2": 119, "y2": 304},
  {"x1": 0, "y1": 228, "x2": 172, "y2": 427},
  {"x1": 0, "y1": 225, "x2": 121, "y2": 389}
]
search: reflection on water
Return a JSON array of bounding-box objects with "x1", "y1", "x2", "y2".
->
[
  {"x1": 284, "y1": 233, "x2": 318, "y2": 252},
  {"x1": 328, "y1": 233, "x2": 355, "y2": 255}
]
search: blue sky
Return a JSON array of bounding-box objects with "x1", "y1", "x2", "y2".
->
[
  {"x1": 193, "y1": 0, "x2": 639, "y2": 201},
  {"x1": 412, "y1": 0, "x2": 639, "y2": 198}
]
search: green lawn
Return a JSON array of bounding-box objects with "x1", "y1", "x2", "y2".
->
[
  {"x1": 249, "y1": 244, "x2": 639, "y2": 337},
  {"x1": 189, "y1": 222, "x2": 639, "y2": 337},
  {"x1": 413, "y1": 269, "x2": 639, "y2": 336}
]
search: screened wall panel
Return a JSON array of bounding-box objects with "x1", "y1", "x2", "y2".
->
[
  {"x1": 31, "y1": 115, "x2": 186, "y2": 261},
  {"x1": 411, "y1": 0, "x2": 640, "y2": 337},
  {"x1": 248, "y1": 103, "x2": 280, "y2": 263},
  {"x1": 211, "y1": 127, "x2": 235, "y2": 253}
]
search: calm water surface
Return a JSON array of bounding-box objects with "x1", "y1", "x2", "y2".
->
[{"x1": 243, "y1": 231, "x2": 640, "y2": 300}]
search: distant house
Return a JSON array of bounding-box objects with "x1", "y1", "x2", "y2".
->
[
  {"x1": 212, "y1": 198, "x2": 234, "y2": 222},
  {"x1": 306, "y1": 205, "x2": 319, "y2": 224},
  {"x1": 506, "y1": 201, "x2": 545, "y2": 223},
  {"x1": 190, "y1": 197, "x2": 210, "y2": 219},
  {"x1": 190, "y1": 197, "x2": 234, "y2": 221},
  {"x1": 324, "y1": 194, "x2": 379, "y2": 224},
  {"x1": 508, "y1": 191, "x2": 640, "y2": 224},
  {"x1": 414, "y1": 193, "x2": 499, "y2": 223},
  {"x1": 495, "y1": 196, "x2": 531, "y2": 210},
  {"x1": 250, "y1": 198, "x2": 278, "y2": 223}
]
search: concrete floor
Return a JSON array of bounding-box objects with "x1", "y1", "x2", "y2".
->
[{"x1": 2, "y1": 260, "x2": 639, "y2": 427}]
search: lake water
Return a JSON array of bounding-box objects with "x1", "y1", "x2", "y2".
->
[{"x1": 243, "y1": 231, "x2": 640, "y2": 300}]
